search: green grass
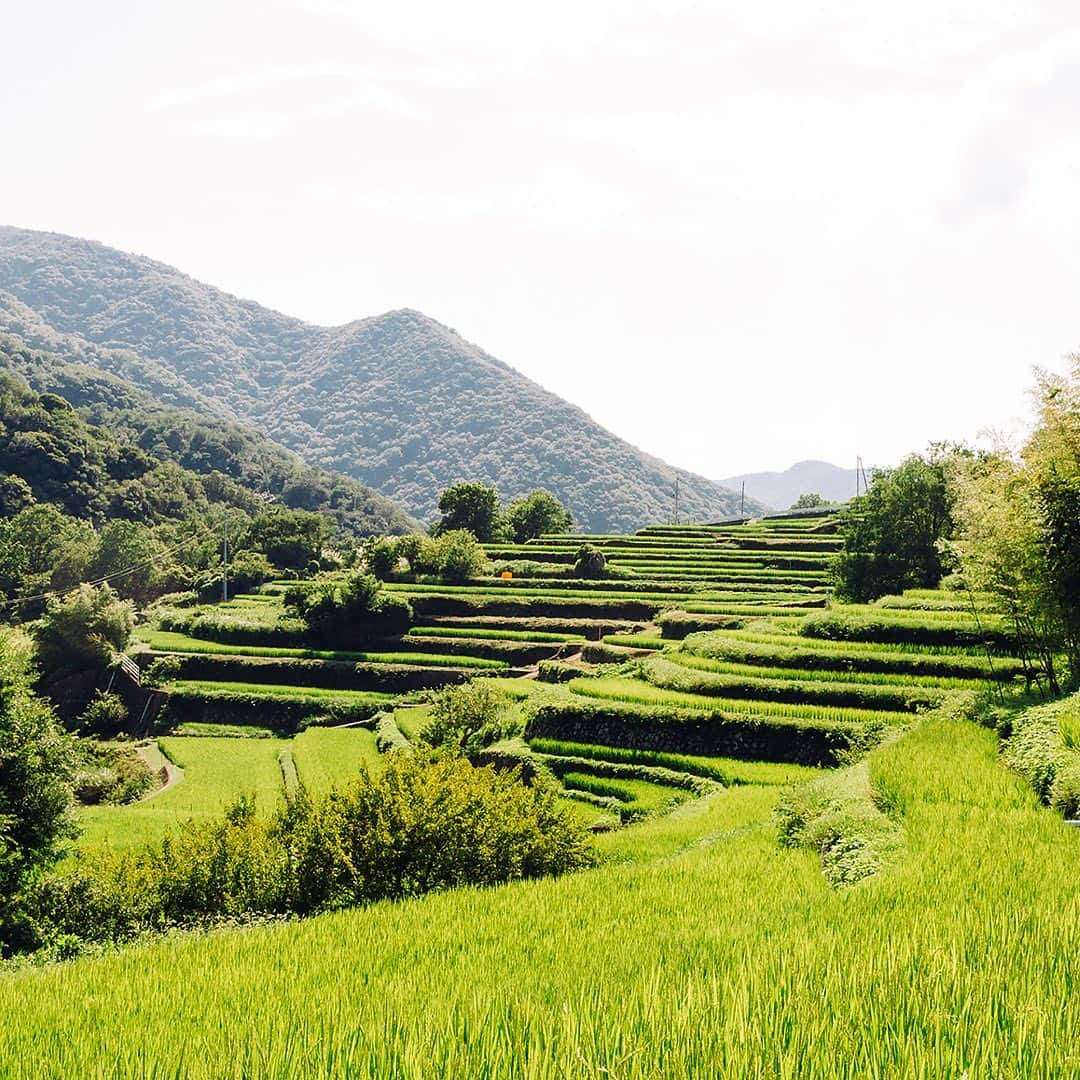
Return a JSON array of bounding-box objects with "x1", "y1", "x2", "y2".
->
[
  {"x1": 16, "y1": 716, "x2": 1080, "y2": 1076},
  {"x1": 529, "y1": 738, "x2": 821, "y2": 786},
  {"x1": 560, "y1": 771, "x2": 690, "y2": 814},
  {"x1": 393, "y1": 705, "x2": 431, "y2": 741},
  {"x1": 168, "y1": 680, "x2": 396, "y2": 705},
  {"x1": 602, "y1": 634, "x2": 666, "y2": 649},
  {"x1": 140, "y1": 631, "x2": 507, "y2": 668},
  {"x1": 291, "y1": 727, "x2": 384, "y2": 794},
  {"x1": 568, "y1": 675, "x2": 908, "y2": 727},
  {"x1": 77, "y1": 736, "x2": 288, "y2": 850},
  {"x1": 407, "y1": 625, "x2": 584, "y2": 643}
]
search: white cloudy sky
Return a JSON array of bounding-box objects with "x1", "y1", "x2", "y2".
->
[{"x1": 4, "y1": 0, "x2": 1078, "y2": 477}]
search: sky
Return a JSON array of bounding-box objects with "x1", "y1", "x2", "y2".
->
[{"x1": 3, "y1": 0, "x2": 1078, "y2": 479}]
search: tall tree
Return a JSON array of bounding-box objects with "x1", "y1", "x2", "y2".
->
[
  {"x1": 833, "y1": 448, "x2": 961, "y2": 602},
  {"x1": 431, "y1": 482, "x2": 502, "y2": 542},
  {"x1": 503, "y1": 490, "x2": 573, "y2": 543}
]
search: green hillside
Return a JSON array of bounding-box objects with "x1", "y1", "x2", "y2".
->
[
  {"x1": 0, "y1": 227, "x2": 766, "y2": 532},
  {"x1": 0, "y1": 334, "x2": 417, "y2": 537}
]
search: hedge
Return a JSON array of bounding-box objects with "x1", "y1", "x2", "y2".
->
[
  {"x1": 657, "y1": 610, "x2": 745, "y2": 639},
  {"x1": 158, "y1": 653, "x2": 476, "y2": 693},
  {"x1": 161, "y1": 686, "x2": 386, "y2": 733},
  {"x1": 642, "y1": 656, "x2": 942, "y2": 713},
  {"x1": 801, "y1": 612, "x2": 1016, "y2": 651},
  {"x1": 525, "y1": 700, "x2": 879, "y2": 766}
]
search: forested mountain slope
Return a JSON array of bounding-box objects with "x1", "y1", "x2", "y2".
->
[
  {"x1": 0, "y1": 335, "x2": 417, "y2": 536},
  {"x1": 0, "y1": 227, "x2": 763, "y2": 531}
]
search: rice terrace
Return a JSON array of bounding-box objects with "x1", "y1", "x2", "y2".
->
[{"x1": 3, "y1": 8, "x2": 1080, "y2": 1076}]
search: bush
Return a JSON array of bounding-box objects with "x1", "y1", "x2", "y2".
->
[
  {"x1": 78, "y1": 690, "x2": 129, "y2": 736},
  {"x1": 35, "y1": 755, "x2": 595, "y2": 941},
  {"x1": 575, "y1": 544, "x2": 607, "y2": 579},
  {"x1": 657, "y1": 610, "x2": 745, "y2": 639},
  {"x1": 32, "y1": 584, "x2": 134, "y2": 675},
  {"x1": 419, "y1": 682, "x2": 518, "y2": 757},
  {"x1": 72, "y1": 744, "x2": 155, "y2": 805},
  {"x1": 286, "y1": 572, "x2": 413, "y2": 643},
  {"x1": 366, "y1": 538, "x2": 400, "y2": 580},
  {"x1": 437, "y1": 529, "x2": 485, "y2": 583}
]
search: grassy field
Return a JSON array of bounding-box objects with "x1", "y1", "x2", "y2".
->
[
  {"x1": 291, "y1": 727, "x2": 384, "y2": 793},
  {"x1": 11, "y1": 715, "x2": 1080, "y2": 1076},
  {"x1": 78, "y1": 736, "x2": 288, "y2": 850}
]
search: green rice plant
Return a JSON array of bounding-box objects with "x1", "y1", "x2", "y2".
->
[
  {"x1": 13, "y1": 714, "x2": 1080, "y2": 1078},
  {"x1": 559, "y1": 772, "x2": 689, "y2": 816},
  {"x1": 77, "y1": 736, "x2": 288, "y2": 850},
  {"x1": 527, "y1": 738, "x2": 821, "y2": 786},
  {"x1": 639, "y1": 655, "x2": 943, "y2": 713},
  {"x1": 291, "y1": 727, "x2": 385, "y2": 794},
  {"x1": 567, "y1": 676, "x2": 909, "y2": 728},
  {"x1": 407, "y1": 625, "x2": 584, "y2": 643},
  {"x1": 602, "y1": 634, "x2": 666, "y2": 650}
]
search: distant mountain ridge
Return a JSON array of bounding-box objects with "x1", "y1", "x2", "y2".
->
[
  {"x1": 719, "y1": 460, "x2": 858, "y2": 512},
  {"x1": 0, "y1": 226, "x2": 766, "y2": 532}
]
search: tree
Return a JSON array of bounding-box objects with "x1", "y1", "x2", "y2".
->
[
  {"x1": 504, "y1": 490, "x2": 573, "y2": 543},
  {"x1": 247, "y1": 509, "x2": 330, "y2": 573},
  {"x1": 31, "y1": 584, "x2": 135, "y2": 676},
  {"x1": 948, "y1": 359, "x2": 1080, "y2": 691},
  {"x1": 436, "y1": 530, "x2": 486, "y2": 583},
  {"x1": 833, "y1": 448, "x2": 962, "y2": 602},
  {"x1": 790, "y1": 493, "x2": 829, "y2": 510},
  {"x1": 431, "y1": 482, "x2": 502, "y2": 542},
  {"x1": 0, "y1": 629, "x2": 77, "y2": 953}
]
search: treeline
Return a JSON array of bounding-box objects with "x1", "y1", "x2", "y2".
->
[
  {"x1": 833, "y1": 360, "x2": 1080, "y2": 691},
  {"x1": 0, "y1": 335, "x2": 417, "y2": 537}
]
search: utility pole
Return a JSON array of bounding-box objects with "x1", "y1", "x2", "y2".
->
[
  {"x1": 740, "y1": 481, "x2": 745, "y2": 517},
  {"x1": 221, "y1": 510, "x2": 229, "y2": 603},
  {"x1": 856, "y1": 456, "x2": 862, "y2": 498},
  {"x1": 673, "y1": 477, "x2": 680, "y2": 525}
]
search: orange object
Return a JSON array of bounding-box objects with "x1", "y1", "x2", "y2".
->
[{"x1": 501, "y1": 571, "x2": 513, "y2": 579}]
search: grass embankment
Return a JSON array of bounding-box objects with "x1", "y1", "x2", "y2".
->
[{"x1": 10, "y1": 716, "x2": 1080, "y2": 1076}]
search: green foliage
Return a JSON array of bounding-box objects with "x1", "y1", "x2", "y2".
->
[
  {"x1": 285, "y1": 572, "x2": 412, "y2": 643},
  {"x1": 790, "y1": 493, "x2": 830, "y2": 509},
  {"x1": 77, "y1": 691, "x2": 129, "y2": 737},
  {"x1": 419, "y1": 682, "x2": 518, "y2": 757},
  {"x1": 435, "y1": 529, "x2": 485, "y2": 583},
  {"x1": 0, "y1": 630, "x2": 77, "y2": 954},
  {"x1": 72, "y1": 743, "x2": 155, "y2": 806},
  {"x1": 35, "y1": 754, "x2": 593, "y2": 944},
  {"x1": 504, "y1": 489, "x2": 574, "y2": 543},
  {"x1": 365, "y1": 537, "x2": 400, "y2": 580},
  {"x1": 31, "y1": 584, "x2": 134, "y2": 675},
  {"x1": 432, "y1": 482, "x2": 502, "y2": 542},
  {"x1": 834, "y1": 449, "x2": 961, "y2": 602},
  {"x1": 574, "y1": 543, "x2": 607, "y2": 579},
  {"x1": 247, "y1": 509, "x2": 331, "y2": 573}
]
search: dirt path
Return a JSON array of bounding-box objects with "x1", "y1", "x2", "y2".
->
[{"x1": 134, "y1": 742, "x2": 184, "y2": 801}]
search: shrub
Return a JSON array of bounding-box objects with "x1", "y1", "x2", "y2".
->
[
  {"x1": 32, "y1": 584, "x2": 134, "y2": 675},
  {"x1": 437, "y1": 529, "x2": 485, "y2": 583},
  {"x1": 36, "y1": 755, "x2": 595, "y2": 941},
  {"x1": 575, "y1": 544, "x2": 607, "y2": 579},
  {"x1": 366, "y1": 538, "x2": 400, "y2": 580},
  {"x1": 286, "y1": 572, "x2": 412, "y2": 643},
  {"x1": 78, "y1": 690, "x2": 129, "y2": 737},
  {"x1": 419, "y1": 682, "x2": 518, "y2": 757}
]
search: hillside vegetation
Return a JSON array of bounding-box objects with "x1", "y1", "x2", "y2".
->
[
  {"x1": 0, "y1": 227, "x2": 764, "y2": 531},
  {"x1": 0, "y1": 334, "x2": 416, "y2": 537}
]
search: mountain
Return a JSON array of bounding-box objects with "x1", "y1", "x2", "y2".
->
[
  {"x1": 719, "y1": 460, "x2": 859, "y2": 512},
  {"x1": 0, "y1": 331, "x2": 418, "y2": 536},
  {"x1": 0, "y1": 227, "x2": 765, "y2": 532}
]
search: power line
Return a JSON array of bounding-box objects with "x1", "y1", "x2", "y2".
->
[{"x1": 0, "y1": 523, "x2": 219, "y2": 611}]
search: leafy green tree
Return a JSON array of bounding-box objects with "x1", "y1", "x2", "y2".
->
[
  {"x1": 32, "y1": 584, "x2": 135, "y2": 676},
  {"x1": 436, "y1": 530, "x2": 486, "y2": 583},
  {"x1": 0, "y1": 630, "x2": 77, "y2": 954},
  {"x1": 949, "y1": 360, "x2": 1080, "y2": 690},
  {"x1": 432, "y1": 482, "x2": 502, "y2": 542},
  {"x1": 504, "y1": 490, "x2": 574, "y2": 542},
  {"x1": 790, "y1": 493, "x2": 829, "y2": 510},
  {"x1": 86, "y1": 520, "x2": 164, "y2": 602},
  {"x1": 247, "y1": 509, "x2": 330, "y2": 573},
  {"x1": 365, "y1": 537, "x2": 400, "y2": 580},
  {"x1": 833, "y1": 449, "x2": 962, "y2": 602}
]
